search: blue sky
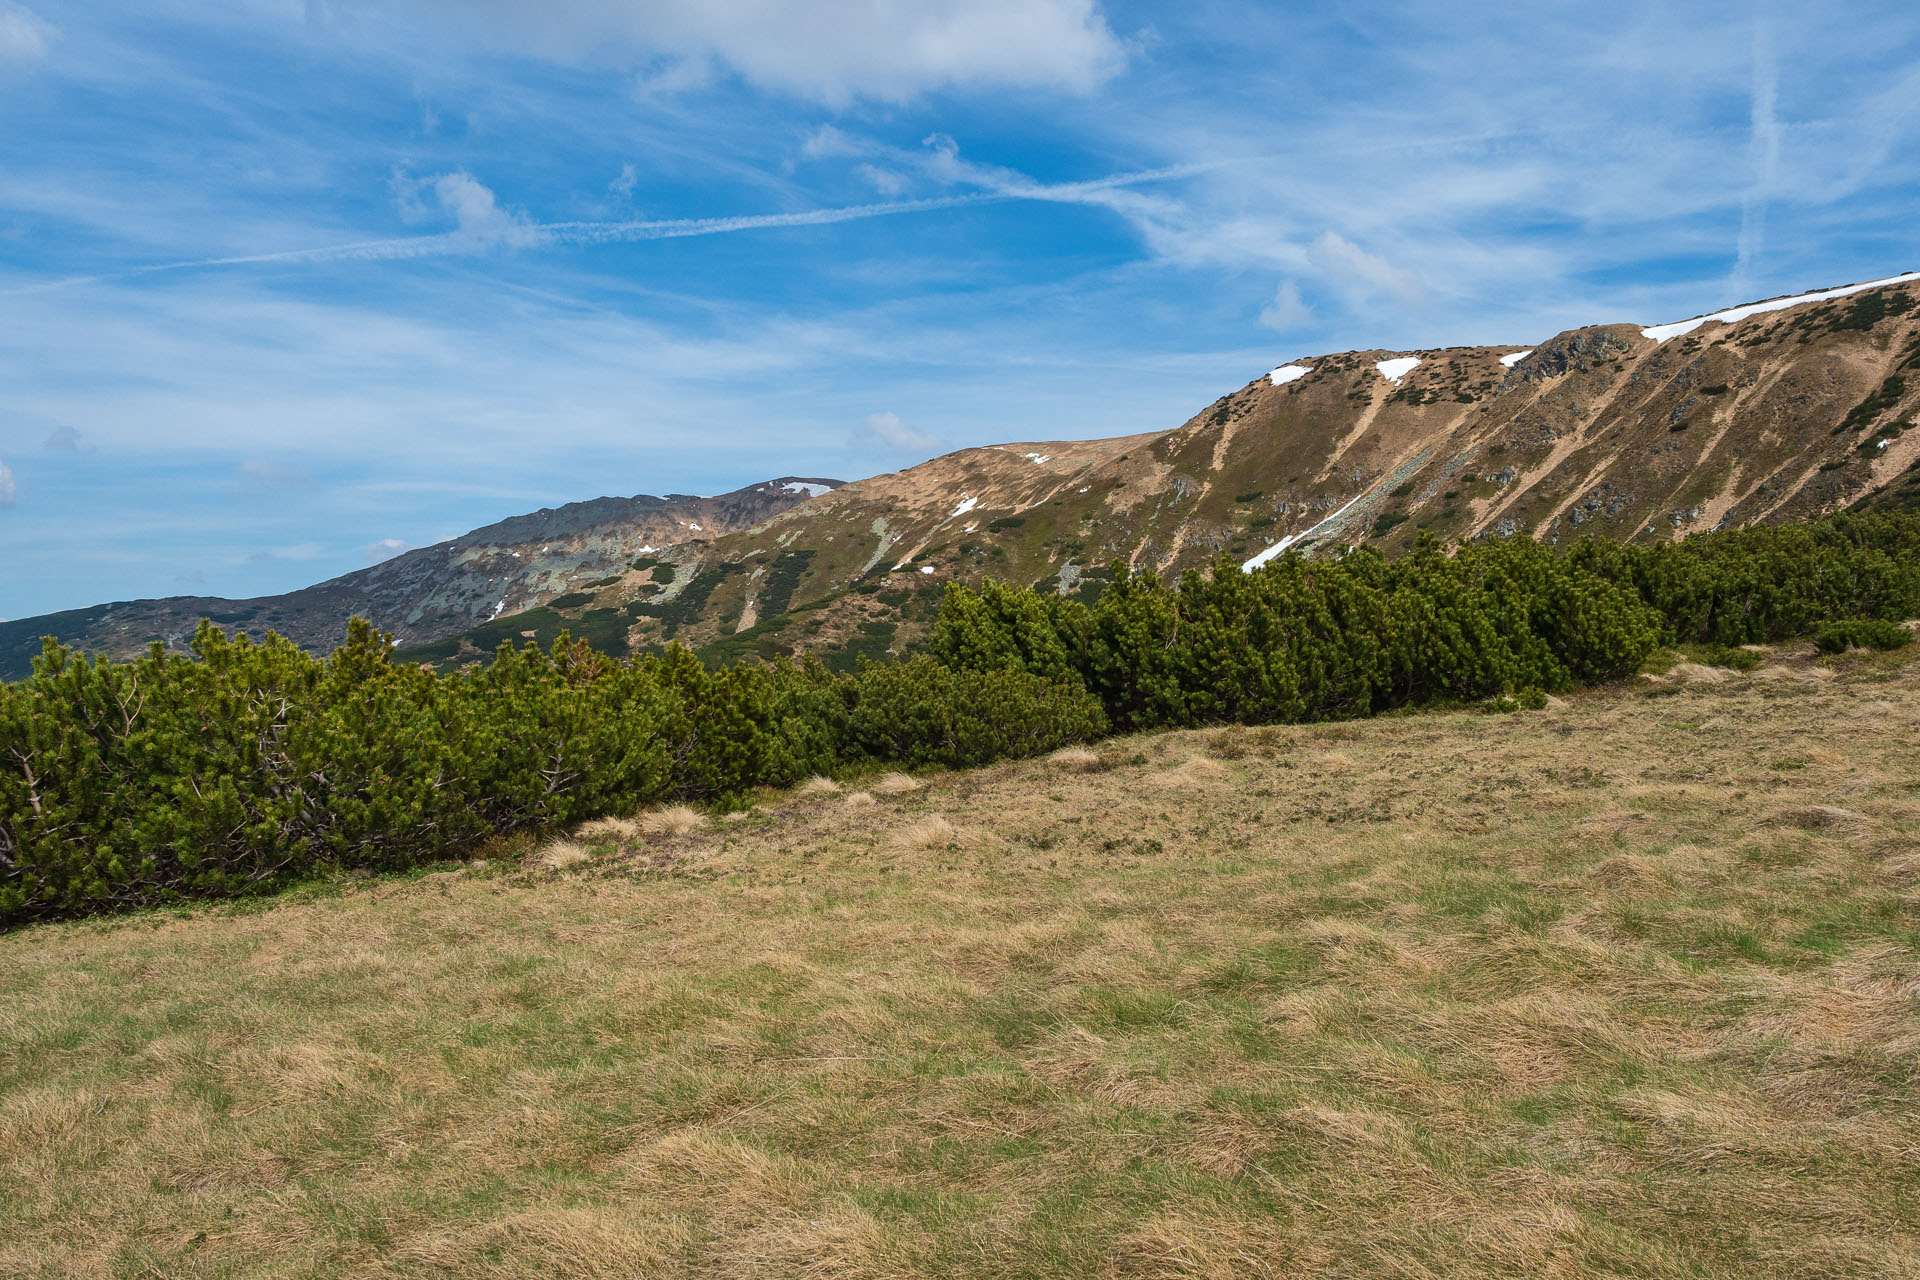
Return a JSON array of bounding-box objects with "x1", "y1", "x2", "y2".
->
[{"x1": 2, "y1": 0, "x2": 1918, "y2": 619}]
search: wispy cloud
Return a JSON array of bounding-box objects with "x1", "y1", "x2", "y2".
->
[
  {"x1": 6, "y1": 164, "x2": 1200, "y2": 294},
  {"x1": 363, "y1": 537, "x2": 410, "y2": 563},
  {"x1": 1733, "y1": 22, "x2": 1782, "y2": 299},
  {"x1": 0, "y1": 459, "x2": 15, "y2": 508},
  {"x1": 0, "y1": 2, "x2": 51, "y2": 63},
  {"x1": 1307, "y1": 232, "x2": 1426, "y2": 309},
  {"x1": 310, "y1": 0, "x2": 1127, "y2": 106},
  {"x1": 1259, "y1": 281, "x2": 1313, "y2": 332},
  {"x1": 853, "y1": 411, "x2": 945, "y2": 458}
]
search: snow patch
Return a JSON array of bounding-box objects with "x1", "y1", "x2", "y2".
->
[
  {"x1": 1499, "y1": 350, "x2": 1533, "y2": 368},
  {"x1": 689, "y1": 523, "x2": 702, "y2": 532},
  {"x1": 782, "y1": 481, "x2": 832, "y2": 496},
  {"x1": 919, "y1": 565, "x2": 935, "y2": 574},
  {"x1": 489, "y1": 597, "x2": 507, "y2": 620},
  {"x1": 636, "y1": 544, "x2": 657, "y2": 554},
  {"x1": 1375, "y1": 356, "x2": 1421, "y2": 382},
  {"x1": 1242, "y1": 490, "x2": 1370, "y2": 573},
  {"x1": 1024, "y1": 452, "x2": 1052, "y2": 464},
  {"x1": 1642, "y1": 272, "x2": 1920, "y2": 343},
  {"x1": 951, "y1": 495, "x2": 979, "y2": 518},
  {"x1": 1078, "y1": 487, "x2": 1090, "y2": 493},
  {"x1": 1268, "y1": 364, "x2": 1314, "y2": 386}
]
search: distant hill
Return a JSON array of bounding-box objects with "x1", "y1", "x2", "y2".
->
[
  {"x1": 10, "y1": 272, "x2": 1920, "y2": 677},
  {"x1": 0, "y1": 478, "x2": 841, "y2": 679}
]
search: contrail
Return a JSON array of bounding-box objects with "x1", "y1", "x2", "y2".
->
[{"x1": 4, "y1": 164, "x2": 1205, "y2": 295}]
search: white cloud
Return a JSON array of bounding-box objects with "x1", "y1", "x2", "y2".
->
[
  {"x1": 363, "y1": 537, "x2": 411, "y2": 563},
  {"x1": 610, "y1": 162, "x2": 638, "y2": 198},
  {"x1": 1259, "y1": 281, "x2": 1313, "y2": 332},
  {"x1": 0, "y1": 3, "x2": 51, "y2": 64},
  {"x1": 854, "y1": 411, "x2": 944, "y2": 456},
  {"x1": 0, "y1": 459, "x2": 15, "y2": 507},
  {"x1": 1733, "y1": 24, "x2": 1781, "y2": 300},
  {"x1": 390, "y1": 170, "x2": 536, "y2": 246},
  {"x1": 800, "y1": 125, "x2": 864, "y2": 161},
  {"x1": 315, "y1": 0, "x2": 1126, "y2": 105},
  {"x1": 1307, "y1": 232, "x2": 1426, "y2": 307},
  {"x1": 858, "y1": 165, "x2": 913, "y2": 198},
  {"x1": 632, "y1": 54, "x2": 714, "y2": 98}
]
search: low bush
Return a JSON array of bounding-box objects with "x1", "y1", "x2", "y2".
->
[
  {"x1": 0, "y1": 625, "x2": 1100, "y2": 922},
  {"x1": 9, "y1": 509, "x2": 1920, "y2": 924},
  {"x1": 1812, "y1": 618, "x2": 1913, "y2": 654}
]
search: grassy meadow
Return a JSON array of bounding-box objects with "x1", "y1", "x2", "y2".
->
[{"x1": 2, "y1": 642, "x2": 1918, "y2": 1278}]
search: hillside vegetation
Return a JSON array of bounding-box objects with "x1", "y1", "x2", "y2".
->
[
  {"x1": 3, "y1": 640, "x2": 1917, "y2": 1277},
  {"x1": 4, "y1": 512, "x2": 1918, "y2": 924}
]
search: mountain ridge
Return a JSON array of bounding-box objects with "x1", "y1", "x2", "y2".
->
[
  {"x1": 9, "y1": 272, "x2": 1920, "y2": 678},
  {"x1": 0, "y1": 477, "x2": 842, "y2": 679}
]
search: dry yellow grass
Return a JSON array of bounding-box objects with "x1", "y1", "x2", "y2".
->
[
  {"x1": 3, "y1": 644, "x2": 1918, "y2": 1278},
  {"x1": 841, "y1": 791, "x2": 876, "y2": 809},
  {"x1": 574, "y1": 816, "x2": 640, "y2": 843},
  {"x1": 637, "y1": 804, "x2": 705, "y2": 836},
  {"x1": 532, "y1": 840, "x2": 591, "y2": 871},
  {"x1": 1048, "y1": 746, "x2": 1102, "y2": 769},
  {"x1": 868, "y1": 771, "x2": 922, "y2": 795},
  {"x1": 796, "y1": 776, "x2": 841, "y2": 795},
  {"x1": 889, "y1": 815, "x2": 964, "y2": 851}
]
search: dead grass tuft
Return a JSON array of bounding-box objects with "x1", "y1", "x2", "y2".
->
[
  {"x1": 841, "y1": 791, "x2": 876, "y2": 808},
  {"x1": 1667, "y1": 661, "x2": 1728, "y2": 684},
  {"x1": 869, "y1": 771, "x2": 922, "y2": 795},
  {"x1": 1155, "y1": 755, "x2": 1227, "y2": 787},
  {"x1": 890, "y1": 815, "x2": 964, "y2": 851},
  {"x1": 795, "y1": 775, "x2": 840, "y2": 795},
  {"x1": 575, "y1": 816, "x2": 640, "y2": 843},
  {"x1": 637, "y1": 804, "x2": 705, "y2": 836},
  {"x1": 534, "y1": 840, "x2": 591, "y2": 871},
  {"x1": 1048, "y1": 746, "x2": 1102, "y2": 769}
]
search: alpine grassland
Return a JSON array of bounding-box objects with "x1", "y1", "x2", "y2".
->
[{"x1": 2, "y1": 636, "x2": 1917, "y2": 1276}]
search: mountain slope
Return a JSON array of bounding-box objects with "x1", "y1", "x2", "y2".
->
[
  {"x1": 514, "y1": 273, "x2": 1920, "y2": 668},
  {"x1": 11, "y1": 273, "x2": 1920, "y2": 677},
  {"x1": 0, "y1": 478, "x2": 840, "y2": 679}
]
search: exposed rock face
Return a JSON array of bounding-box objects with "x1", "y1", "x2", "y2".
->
[{"x1": 1517, "y1": 328, "x2": 1634, "y2": 381}]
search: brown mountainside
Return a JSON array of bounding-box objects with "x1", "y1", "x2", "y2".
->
[
  {"x1": 593, "y1": 274, "x2": 1920, "y2": 668},
  {"x1": 8, "y1": 274, "x2": 1920, "y2": 676}
]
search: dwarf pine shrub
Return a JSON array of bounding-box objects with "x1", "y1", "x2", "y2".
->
[
  {"x1": 0, "y1": 623, "x2": 1101, "y2": 922},
  {"x1": 6, "y1": 510, "x2": 1919, "y2": 923}
]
